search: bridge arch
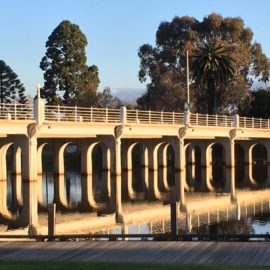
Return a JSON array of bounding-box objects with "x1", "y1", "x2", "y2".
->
[
  {"x1": 205, "y1": 142, "x2": 226, "y2": 191},
  {"x1": 124, "y1": 142, "x2": 148, "y2": 200},
  {"x1": 249, "y1": 143, "x2": 267, "y2": 185},
  {"x1": 185, "y1": 143, "x2": 202, "y2": 191},
  {"x1": 87, "y1": 142, "x2": 112, "y2": 205},
  {"x1": 0, "y1": 142, "x2": 23, "y2": 221},
  {"x1": 235, "y1": 143, "x2": 245, "y2": 188}
]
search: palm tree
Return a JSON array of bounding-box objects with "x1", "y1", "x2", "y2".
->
[{"x1": 191, "y1": 42, "x2": 235, "y2": 114}]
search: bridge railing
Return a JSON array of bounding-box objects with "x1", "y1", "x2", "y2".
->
[
  {"x1": 2, "y1": 101, "x2": 270, "y2": 131},
  {"x1": 44, "y1": 105, "x2": 121, "y2": 123},
  {"x1": 126, "y1": 110, "x2": 184, "y2": 125},
  {"x1": 239, "y1": 116, "x2": 270, "y2": 129},
  {"x1": 0, "y1": 103, "x2": 34, "y2": 120},
  {"x1": 190, "y1": 113, "x2": 234, "y2": 127}
]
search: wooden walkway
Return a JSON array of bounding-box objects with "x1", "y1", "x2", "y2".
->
[{"x1": 0, "y1": 241, "x2": 269, "y2": 266}]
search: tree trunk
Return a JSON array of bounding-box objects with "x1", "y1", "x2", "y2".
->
[{"x1": 207, "y1": 80, "x2": 216, "y2": 115}]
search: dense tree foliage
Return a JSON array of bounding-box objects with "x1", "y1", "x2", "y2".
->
[
  {"x1": 40, "y1": 20, "x2": 99, "y2": 105},
  {"x1": 137, "y1": 13, "x2": 270, "y2": 113},
  {"x1": 239, "y1": 89, "x2": 270, "y2": 118},
  {"x1": 0, "y1": 60, "x2": 27, "y2": 103},
  {"x1": 95, "y1": 87, "x2": 122, "y2": 108}
]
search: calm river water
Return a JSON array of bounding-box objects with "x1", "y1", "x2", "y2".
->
[{"x1": 5, "y1": 149, "x2": 270, "y2": 236}]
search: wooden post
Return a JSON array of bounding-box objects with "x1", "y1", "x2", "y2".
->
[
  {"x1": 170, "y1": 202, "x2": 178, "y2": 239},
  {"x1": 48, "y1": 203, "x2": 56, "y2": 241}
]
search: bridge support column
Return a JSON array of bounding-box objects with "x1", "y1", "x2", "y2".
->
[
  {"x1": 114, "y1": 137, "x2": 123, "y2": 223},
  {"x1": 80, "y1": 142, "x2": 97, "y2": 210},
  {"x1": 0, "y1": 143, "x2": 13, "y2": 219},
  {"x1": 20, "y1": 135, "x2": 39, "y2": 235},
  {"x1": 265, "y1": 141, "x2": 270, "y2": 188},
  {"x1": 124, "y1": 142, "x2": 137, "y2": 200},
  {"x1": 200, "y1": 141, "x2": 214, "y2": 191},
  {"x1": 175, "y1": 138, "x2": 186, "y2": 210},
  {"x1": 225, "y1": 139, "x2": 236, "y2": 200},
  {"x1": 36, "y1": 143, "x2": 47, "y2": 207},
  {"x1": 11, "y1": 145, "x2": 23, "y2": 209},
  {"x1": 147, "y1": 142, "x2": 162, "y2": 200},
  {"x1": 187, "y1": 145, "x2": 196, "y2": 188},
  {"x1": 53, "y1": 142, "x2": 69, "y2": 209},
  {"x1": 159, "y1": 144, "x2": 169, "y2": 191},
  {"x1": 101, "y1": 144, "x2": 111, "y2": 199}
]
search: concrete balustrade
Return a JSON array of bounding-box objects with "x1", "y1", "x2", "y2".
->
[{"x1": 0, "y1": 91, "x2": 269, "y2": 235}]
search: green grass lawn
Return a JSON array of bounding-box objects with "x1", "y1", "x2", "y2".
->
[{"x1": 0, "y1": 261, "x2": 268, "y2": 270}]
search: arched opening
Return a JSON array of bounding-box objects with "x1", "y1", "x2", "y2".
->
[
  {"x1": 131, "y1": 143, "x2": 147, "y2": 194},
  {"x1": 39, "y1": 143, "x2": 54, "y2": 207},
  {"x1": 252, "y1": 143, "x2": 267, "y2": 184},
  {"x1": 167, "y1": 144, "x2": 175, "y2": 187},
  {"x1": 157, "y1": 143, "x2": 175, "y2": 192},
  {"x1": 211, "y1": 143, "x2": 225, "y2": 189},
  {"x1": 6, "y1": 144, "x2": 22, "y2": 215},
  {"x1": 185, "y1": 144, "x2": 201, "y2": 190},
  {"x1": 235, "y1": 143, "x2": 245, "y2": 187},
  {"x1": 91, "y1": 143, "x2": 111, "y2": 203},
  {"x1": 123, "y1": 142, "x2": 148, "y2": 201},
  {"x1": 64, "y1": 143, "x2": 81, "y2": 207}
]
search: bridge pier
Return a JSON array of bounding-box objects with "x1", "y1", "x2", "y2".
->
[
  {"x1": 19, "y1": 134, "x2": 39, "y2": 234},
  {"x1": 224, "y1": 139, "x2": 236, "y2": 200},
  {"x1": 147, "y1": 142, "x2": 162, "y2": 200},
  {"x1": 114, "y1": 136, "x2": 123, "y2": 223},
  {"x1": 158, "y1": 143, "x2": 170, "y2": 192},
  {"x1": 53, "y1": 141, "x2": 69, "y2": 209},
  {"x1": 175, "y1": 138, "x2": 186, "y2": 210},
  {"x1": 80, "y1": 141, "x2": 98, "y2": 210},
  {"x1": 11, "y1": 145, "x2": 23, "y2": 209}
]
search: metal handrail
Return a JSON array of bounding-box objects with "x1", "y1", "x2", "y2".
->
[
  {"x1": 45, "y1": 105, "x2": 121, "y2": 123},
  {"x1": 0, "y1": 102, "x2": 270, "y2": 130},
  {"x1": 0, "y1": 103, "x2": 34, "y2": 120},
  {"x1": 190, "y1": 113, "x2": 234, "y2": 127},
  {"x1": 126, "y1": 110, "x2": 184, "y2": 125}
]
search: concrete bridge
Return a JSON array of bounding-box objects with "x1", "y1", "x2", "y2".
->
[{"x1": 0, "y1": 91, "x2": 270, "y2": 235}]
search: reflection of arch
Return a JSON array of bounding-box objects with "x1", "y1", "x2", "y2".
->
[{"x1": 249, "y1": 143, "x2": 267, "y2": 185}]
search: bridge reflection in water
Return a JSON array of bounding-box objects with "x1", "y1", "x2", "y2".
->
[
  {"x1": 0, "y1": 92, "x2": 270, "y2": 235},
  {"x1": 3, "y1": 143, "x2": 270, "y2": 236}
]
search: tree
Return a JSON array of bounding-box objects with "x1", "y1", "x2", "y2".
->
[
  {"x1": 77, "y1": 65, "x2": 100, "y2": 107},
  {"x1": 191, "y1": 41, "x2": 235, "y2": 114},
  {"x1": 137, "y1": 13, "x2": 270, "y2": 113},
  {"x1": 40, "y1": 20, "x2": 99, "y2": 105},
  {"x1": 239, "y1": 89, "x2": 270, "y2": 118},
  {"x1": 95, "y1": 87, "x2": 122, "y2": 108},
  {"x1": 0, "y1": 60, "x2": 27, "y2": 103}
]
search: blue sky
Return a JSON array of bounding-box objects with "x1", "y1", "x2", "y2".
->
[{"x1": 1, "y1": 0, "x2": 270, "y2": 100}]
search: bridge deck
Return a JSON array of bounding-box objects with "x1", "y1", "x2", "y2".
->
[{"x1": 0, "y1": 241, "x2": 269, "y2": 266}]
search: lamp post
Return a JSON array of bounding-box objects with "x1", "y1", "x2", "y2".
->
[
  {"x1": 186, "y1": 50, "x2": 190, "y2": 111},
  {"x1": 184, "y1": 50, "x2": 191, "y2": 126},
  {"x1": 185, "y1": 50, "x2": 190, "y2": 112}
]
